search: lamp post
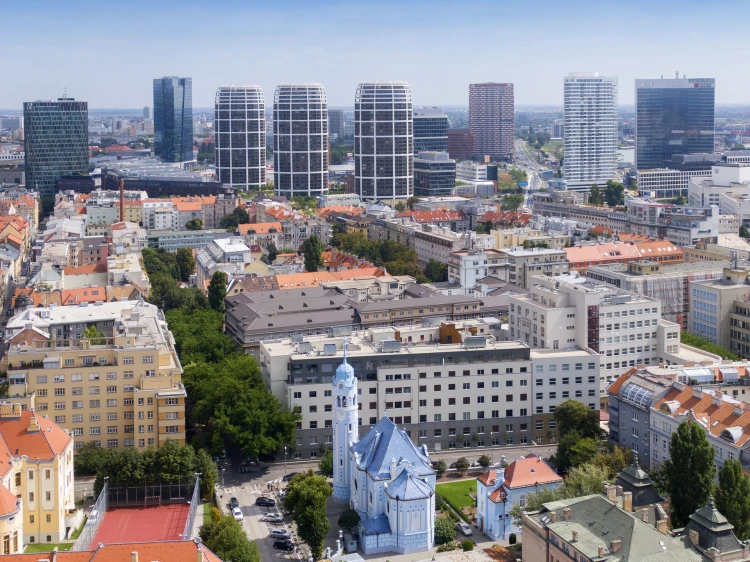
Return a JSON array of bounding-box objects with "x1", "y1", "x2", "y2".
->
[
  {"x1": 221, "y1": 468, "x2": 225, "y2": 487},
  {"x1": 283, "y1": 445, "x2": 288, "y2": 481}
]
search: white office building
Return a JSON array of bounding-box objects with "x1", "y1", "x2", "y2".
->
[{"x1": 563, "y1": 73, "x2": 618, "y2": 190}]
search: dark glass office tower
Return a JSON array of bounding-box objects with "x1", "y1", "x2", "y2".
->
[
  {"x1": 153, "y1": 76, "x2": 193, "y2": 162},
  {"x1": 635, "y1": 78, "x2": 715, "y2": 170},
  {"x1": 413, "y1": 152, "x2": 455, "y2": 196},
  {"x1": 24, "y1": 98, "x2": 88, "y2": 198},
  {"x1": 413, "y1": 107, "x2": 448, "y2": 153}
]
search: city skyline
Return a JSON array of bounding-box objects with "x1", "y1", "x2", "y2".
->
[{"x1": 4, "y1": 0, "x2": 750, "y2": 109}]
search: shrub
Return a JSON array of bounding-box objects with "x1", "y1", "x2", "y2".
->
[
  {"x1": 210, "y1": 507, "x2": 222, "y2": 523},
  {"x1": 338, "y1": 509, "x2": 361, "y2": 532},
  {"x1": 509, "y1": 533, "x2": 517, "y2": 545},
  {"x1": 435, "y1": 516, "x2": 456, "y2": 545},
  {"x1": 437, "y1": 540, "x2": 458, "y2": 552},
  {"x1": 462, "y1": 539, "x2": 474, "y2": 551}
]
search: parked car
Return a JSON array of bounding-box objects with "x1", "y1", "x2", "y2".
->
[
  {"x1": 456, "y1": 522, "x2": 473, "y2": 537},
  {"x1": 229, "y1": 497, "x2": 239, "y2": 509},
  {"x1": 255, "y1": 497, "x2": 276, "y2": 507},
  {"x1": 273, "y1": 539, "x2": 295, "y2": 551},
  {"x1": 232, "y1": 507, "x2": 243, "y2": 522},
  {"x1": 282, "y1": 472, "x2": 299, "y2": 482},
  {"x1": 270, "y1": 528, "x2": 291, "y2": 540},
  {"x1": 262, "y1": 513, "x2": 284, "y2": 524},
  {"x1": 278, "y1": 489, "x2": 287, "y2": 499}
]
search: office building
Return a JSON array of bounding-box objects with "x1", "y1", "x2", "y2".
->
[
  {"x1": 142, "y1": 106, "x2": 150, "y2": 120},
  {"x1": 413, "y1": 107, "x2": 448, "y2": 153},
  {"x1": 354, "y1": 81, "x2": 413, "y2": 201},
  {"x1": 690, "y1": 266, "x2": 750, "y2": 347},
  {"x1": 552, "y1": 119, "x2": 564, "y2": 139},
  {"x1": 447, "y1": 129, "x2": 475, "y2": 160},
  {"x1": 153, "y1": 76, "x2": 193, "y2": 163},
  {"x1": 23, "y1": 98, "x2": 88, "y2": 198},
  {"x1": 637, "y1": 168, "x2": 712, "y2": 199},
  {"x1": 635, "y1": 77, "x2": 715, "y2": 170},
  {"x1": 456, "y1": 161, "x2": 487, "y2": 181},
  {"x1": 258, "y1": 321, "x2": 601, "y2": 458},
  {"x1": 413, "y1": 151, "x2": 455, "y2": 196},
  {"x1": 2, "y1": 300, "x2": 186, "y2": 451},
  {"x1": 273, "y1": 83, "x2": 329, "y2": 197},
  {"x1": 215, "y1": 85, "x2": 266, "y2": 189},
  {"x1": 469, "y1": 83, "x2": 514, "y2": 159},
  {"x1": 563, "y1": 73, "x2": 618, "y2": 190},
  {"x1": 500, "y1": 247, "x2": 569, "y2": 289},
  {"x1": 328, "y1": 109, "x2": 344, "y2": 138}
]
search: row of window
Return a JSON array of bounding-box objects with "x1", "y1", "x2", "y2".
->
[
  {"x1": 535, "y1": 363, "x2": 596, "y2": 373},
  {"x1": 73, "y1": 438, "x2": 155, "y2": 449}
]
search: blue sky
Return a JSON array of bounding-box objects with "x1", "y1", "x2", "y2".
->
[{"x1": 3, "y1": 0, "x2": 749, "y2": 109}]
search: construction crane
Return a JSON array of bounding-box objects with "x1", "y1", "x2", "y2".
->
[{"x1": 736, "y1": 124, "x2": 746, "y2": 146}]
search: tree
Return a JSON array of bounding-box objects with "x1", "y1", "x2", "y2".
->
[
  {"x1": 681, "y1": 332, "x2": 741, "y2": 360},
  {"x1": 185, "y1": 217, "x2": 203, "y2": 231},
  {"x1": 201, "y1": 515, "x2": 260, "y2": 562},
  {"x1": 266, "y1": 242, "x2": 279, "y2": 263},
  {"x1": 435, "y1": 516, "x2": 456, "y2": 545},
  {"x1": 175, "y1": 248, "x2": 195, "y2": 283},
  {"x1": 208, "y1": 271, "x2": 227, "y2": 312},
  {"x1": 301, "y1": 234, "x2": 325, "y2": 272},
  {"x1": 591, "y1": 444, "x2": 633, "y2": 480},
  {"x1": 406, "y1": 196, "x2": 420, "y2": 210},
  {"x1": 220, "y1": 206, "x2": 251, "y2": 231},
  {"x1": 604, "y1": 180, "x2": 625, "y2": 207},
  {"x1": 589, "y1": 184, "x2": 603, "y2": 205},
  {"x1": 564, "y1": 463, "x2": 608, "y2": 497},
  {"x1": 501, "y1": 193, "x2": 524, "y2": 212},
  {"x1": 424, "y1": 259, "x2": 448, "y2": 282},
  {"x1": 435, "y1": 460, "x2": 447, "y2": 479},
  {"x1": 318, "y1": 446, "x2": 333, "y2": 477},
  {"x1": 394, "y1": 201, "x2": 406, "y2": 212},
  {"x1": 455, "y1": 457, "x2": 469, "y2": 475},
  {"x1": 478, "y1": 454, "x2": 492, "y2": 468},
  {"x1": 284, "y1": 471, "x2": 332, "y2": 560},
  {"x1": 83, "y1": 325, "x2": 106, "y2": 345},
  {"x1": 665, "y1": 420, "x2": 716, "y2": 527},
  {"x1": 554, "y1": 400, "x2": 602, "y2": 441},
  {"x1": 475, "y1": 220, "x2": 494, "y2": 235},
  {"x1": 568, "y1": 437, "x2": 599, "y2": 469},
  {"x1": 338, "y1": 509, "x2": 361, "y2": 532},
  {"x1": 715, "y1": 459, "x2": 750, "y2": 540},
  {"x1": 741, "y1": 224, "x2": 750, "y2": 238}
]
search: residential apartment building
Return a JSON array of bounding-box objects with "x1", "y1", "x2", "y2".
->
[
  {"x1": 447, "y1": 129, "x2": 475, "y2": 160},
  {"x1": 352, "y1": 294, "x2": 483, "y2": 329},
  {"x1": 500, "y1": 247, "x2": 569, "y2": 289},
  {"x1": 625, "y1": 198, "x2": 720, "y2": 246},
  {"x1": 2, "y1": 301, "x2": 186, "y2": 451},
  {"x1": 563, "y1": 73, "x2": 618, "y2": 190},
  {"x1": 690, "y1": 266, "x2": 750, "y2": 347},
  {"x1": 258, "y1": 321, "x2": 600, "y2": 458},
  {"x1": 279, "y1": 218, "x2": 331, "y2": 252},
  {"x1": 195, "y1": 237, "x2": 258, "y2": 290},
  {"x1": 320, "y1": 275, "x2": 414, "y2": 303},
  {"x1": 469, "y1": 83, "x2": 514, "y2": 159},
  {"x1": 447, "y1": 249, "x2": 508, "y2": 289},
  {"x1": 142, "y1": 200, "x2": 177, "y2": 231}
]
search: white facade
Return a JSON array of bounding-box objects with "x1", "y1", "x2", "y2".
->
[
  {"x1": 456, "y1": 161, "x2": 487, "y2": 182},
  {"x1": 447, "y1": 249, "x2": 507, "y2": 288},
  {"x1": 332, "y1": 345, "x2": 359, "y2": 502},
  {"x1": 637, "y1": 168, "x2": 711, "y2": 199},
  {"x1": 563, "y1": 73, "x2": 618, "y2": 190},
  {"x1": 142, "y1": 201, "x2": 177, "y2": 231}
]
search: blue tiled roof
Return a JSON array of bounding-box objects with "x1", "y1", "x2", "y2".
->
[
  {"x1": 352, "y1": 417, "x2": 433, "y2": 479},
  {"x1": 360, "y1": 513, "x2": 391, "y2": 535},
  {"x1": 385, "y1": 469, "x2": 433, "y2": 501}
]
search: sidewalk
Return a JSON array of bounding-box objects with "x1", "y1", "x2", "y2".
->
[{"x1": 191, "y1": 503, "x2": 205, "y2": 539}]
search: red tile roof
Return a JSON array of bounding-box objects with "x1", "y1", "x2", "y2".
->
[
  {"x1": 502, "y1": 454, "x2": 562, "y2": 489},
  {"x1": 0, "y1": 541, "x2": 222, "y2": 561},
  {"x1": 478, "y1": 469, "x2": 498, "y2": 486},
  {"x1": 64, "y1": 263, "x2": 107, "y2": 275},
  {"x1": 238, "y1": 222, "x2": 283, "y2": 235},
  {"x1": 396, "y1": 210, "x2": 466, "y2": 223},
  {"x1": 0, "y1": 410, "x2": 72, "y2": 460}
]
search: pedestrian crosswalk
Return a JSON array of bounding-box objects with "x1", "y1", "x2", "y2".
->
[{"x1": 223, "y1": 479, "x2": 283, "y2": 496}]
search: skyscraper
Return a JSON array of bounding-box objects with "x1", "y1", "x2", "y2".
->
[
  {"x1": 215, "y1": 85, "x2": 266, "y2": 189},
  {"x1": 563, "y1": 73, "x2": 618, "y2": 190},
  {"x1": 354, "y1": 81, "x2": 413, "y2": 202},
  {"x1": 23, "y1": 97, "x2": 88, "y2": 198},
  {"x1": 447, "y1": 129, "x2": 475, "y2": 160},
  {"x1": 413, "y1": 151, "x2": 456, "y2": 196},
  {"x1": 469, "y1": 83, "x2": 514, "y2": 159},
  {"x1": 413, "y1": 107, "x2": 449, "y2": 153},
  {"x1": 153, "y1": 76, "x2": 193, "y2": 163},
  {"x1": 143, "y1": 106, "x2": 150, "y2": 120},
  {"x1": 635, "y1": 77, "x2": 715, "y2": 170},
  {"x1": 328, "y1": 109, "x2": 344, "y2": 139},
  {"x1": 273, "y1": 83, "x2": 329, "y2": 197}
]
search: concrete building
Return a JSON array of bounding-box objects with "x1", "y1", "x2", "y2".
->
[
  {"x1": 413, "y1": 152, "x2": 456, "y2": 197},
  {"x1": 352, "y1": 294, "x2": 484, "y2": 329},
  {"x1": 469, "y1": 83, "x2": 514, "y2": 159},
  {"x1": 2, "y1": 301, "x2": 186, "y2": 451},
  {"x1": 195, "y1": 237, "x2": 257, "y2": 290},
  {"x1": 447, "y1": 129, "x2": 475, "y2": 160},
  {"x1": 413, "y1": 106, "x2": 448, "y2": 153},
  {"x1": 456, "y1": 161, "x2": 487, "y2": 182},
  {"x1": 563, "y1": 73, "x2": 618, "y2": 190},
  {"x1": 328, "y1": 109, "x2": 344, "y2": 139},
  {"x1": 500, "y1": 247, "x2": 569, "y2": 289},
  {"x1": 625, "y1": 198, "x2": 720, "y2": 246},
  {"x1": 142, "y1": 200, "x2": 177, "y2": 231},
  {"x1": 637, "y1": 168, "x2": 712, "y2": 199},
  {"x1": 689, "y1": 163, "x2": 750, "y2": 224},
  {"x1": 147, "y1": 229, "x2": 232, "y2": 252},
  {"x1": 690, "y1": 266, "x2": 750, "y2": 347},
  {"x1": 447, "y1": 249, "x2": 508, "y2": 289}
]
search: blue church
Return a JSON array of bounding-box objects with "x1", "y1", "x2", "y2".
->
[{"x1": 331, "y1": 343, "x2": 436, "y2": 555}]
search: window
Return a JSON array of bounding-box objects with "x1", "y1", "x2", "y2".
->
[{"x1": 142, "y1": 356, "x2": 154, "y2": 364}]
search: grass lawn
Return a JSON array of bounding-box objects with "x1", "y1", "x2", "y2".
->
[
  {"x1": 25, "y1": 543, "x2": 73, "y2": 553},
  {"x1": 436, "y1": 480, "x2": 477, "y2": 510}
]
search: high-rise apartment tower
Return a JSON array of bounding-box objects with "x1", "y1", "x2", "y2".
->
[
  {"x1": 469, "y1": 83, "x2": 514, "y2": 159},
  {"x1": 273, "y1": 83, "x2": 329, "y2": 197},
  {"x1": 215, "y1": 85, "x2": 266, "y2": 189},
  {"x1": 354, "y1": 81, "x2": 413, "y2": 201}
]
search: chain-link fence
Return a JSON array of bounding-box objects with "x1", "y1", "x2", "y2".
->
[
  {"x1": 107, "y1": 479, "x2": 196, "y2": 507},
  {"x1": 183, "y1": 477, "x2": 200, "y2": 540},
  {"x1": 72, "y1": 480, "x2": 108, "y2": 552}
]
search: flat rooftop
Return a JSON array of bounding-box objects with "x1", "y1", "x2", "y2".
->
[{"x1": 588, "y1": 260, "x2": 731, "y2": 276}]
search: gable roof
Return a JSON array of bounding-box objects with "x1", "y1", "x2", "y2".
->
[
  {"x1": 352, "y1": 417, "x2": 433, "y2": 480},
  {"x1": 503, "y1": 453, "x2": 561, "y2": 489},
  {"x1": 0, "y1": 410, "x2": 72, "y2": 460},
  {"x1": 385, "y1": 468, "x2": 434, "y2": 500},
  {"x1": 0, "y1": 540, "x2": 223, "y2": 561},
  {"x1": 238, "y1": 222, "x2": 283, "y2": 235},
  {"x1": 396, "y1": 210, "x2": 466, "y2": 223}
]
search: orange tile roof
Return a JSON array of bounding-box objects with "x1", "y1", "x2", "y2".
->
[
  {"x1": 173, "y1": 200, "x2": 202, "y2": 212},
  {"x1": 275, "y1": 271, "x2": 339, "y2": 289},
  {"x1": 0, "y1": 485, "x2": 19, "y2": 517},
  {"x1": 502, "y1": 454, "x2": 561, "y2": 489},
  {"x1": 318, "y1": 205, "x2": 364, "y2": 217},
  {"x1": 5, "y1": 234, "x2": 22, "y2": 245},
  {"x1": 606, "y1": 368, "x2": 637, "y2": 395},
  {"x1": 0, "y1": 410, "x2": 71, "y2": 460},
  {"x1": 564, "y1": 242, "x2": 641, "y2": 266},
  {"x1": 238, "y1": 222, "x2": 283, "y2": 235},
  {"x1": 396, "y1": 210, "x2": 466, "y2": 223},
  {"x1": 478, "y1": 211, "x2": 532, "y2": 226},
  {"x1": 337, "y1": 267, "x2": 386, "y2": 279},
  {"x1": 11, "y1": 288, "x2": 62, "y2": 308},
  {"x1": 633, "y1": 240, "x2": 685, "y2": 260},
  {"x1": 61, "y1": 287, "x2": 107, "y2": 305},
  {"x1": 618, "y1": 233, "x2": 650, "y2": 243},
  {"x1": 488, "y1": 487, "x2": 507, "y2": 502},
  {"x1": 478, "y1": 469, "x2": 498, "y2": 485},
  {"x1": 0, "y1": 541, "x2": 222, "y2": 561},
  {"x1": 64, "y1": 263, "x2": 107, "y2": 275},
  {"x1": 589, "y1": 225, "x2": 614, "y2": 235},
  {"x1": 264, "y1": 206, "x2": 303, "y2": 220}
]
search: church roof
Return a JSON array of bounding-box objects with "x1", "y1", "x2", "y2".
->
[
  {"x1": 360, "y1": 513, "x2": 392, "y2": 535},
  {"x1": 352, "y1": 417, "x2": 433, "y2": 480},
  {"x1": 385, "y1": 469, "x2": 433, "y2": 501}
]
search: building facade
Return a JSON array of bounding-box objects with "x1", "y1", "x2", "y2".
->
[
  {"x1": 413, "y1": 107, "x2": 448, "y2": 153},
  {"x1": 354, "y1": 81, "x2": 413, "y2": 201},
  {"x1": 153, "y1": 77, "x2": 193, "y2": 163},
  {"x1": 413, "y1": 152, "x2": 455, "y2": 197},
  {"x1": 447, "y1": 129, "x2": 475, "y2": 160},
  {"x1": 328, "y1": 109, "x2": 344, "y2": 139},
  {"x1": 635, "y1": 77, "x2": 715, "y2": 170},
  {"x1": 469, "y1": 83, "x2": 514, "y2": 159},
  {"x1": 563, "y1": 73, "x2": 618, "y2": 190},
  {"x1": 273, "y1": 83, "x2": 329, "y2": 197},
  {"x1": 23, "y1": 99, "x2": 88, "y2": 198},
  {"x1": 214, "y1": 85, "x2": 266, "y2": 189}
]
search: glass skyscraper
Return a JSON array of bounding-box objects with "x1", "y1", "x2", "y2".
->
[
  {"x1": 635, "y1": 77, "x2": 715, "y2": 170},
  {"x1": 153, "y1": 76, "x2": 193, "y2": 163},
  {"x1": 23, "y1": 97, "x2": 88, "y2": 198},
  {"x1": 413, "y1": 107, "x2": 448, "y2": 153}
]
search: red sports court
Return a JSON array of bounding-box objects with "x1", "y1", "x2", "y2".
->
[{"x1": 92, "y1": 504, "x2": 190, "y2": 544}]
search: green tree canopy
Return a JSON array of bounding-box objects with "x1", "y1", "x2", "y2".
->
[
  {"x1": 83, "y1": 325, "x2": 106, "y2": 345},
  {"x1": 435, "y1": 460, "x2": 447, "y2": 479},
  {"x1": 338, "y1": 509, "x2": 361, "y2": 532},
  {"x1": 741, "y1": 224, "x2": 750, "y2": 238},
  {"x1": 501, "y1": 193, "x2": 524, "y2": 212},
  {"x1": 266, "y1": 242, "x2": 279, "y2": 263},
  {"x1": 284, "y1": 471, "x2": 332, "y2": 559},
  {"x1": 435, "y1": 516, "x2": 456, "y2": 545},
  {"x1": 604, "y1": 180, "x2": 625, "y2": 207},
  {"x1": 220, "y1": 206, "x2": 251, "y2": 231},
  {"x1": 665, "y1": 420, "x2": 716, "y2": 527},
  {"x1": 318, "y1": 446, "x2": 333, "y2": 477},
  {"x1": 200, "y1": 515, "x2": 260, "y2": 562},
  {"x1": 185, "y1": 217, "x2": 203, "y2": 230},
  {"x1": 175, "y1": 248, "x2": 196, "y2": 283},
  {"x1": 301, "y1": 234, "x2": 325, "y2": 272},
  {"x1": 424, "y1": 259, "x2": 448, "y2": 282},
  {"x1": 478, "y1": 454, "x2": 492, "y2": 468},
  {"x1": 715, "y1": 458, "x2": 750, "y2": 540},
  {"x1": 208, "y1": 270, "x2": 227, "y2": 312},
  {"x1": 589, "y1": 184, "x2": 603, "y2": 205},
  {"x1": 455, "y1": 457, "x2": 469, "y2": 475}
]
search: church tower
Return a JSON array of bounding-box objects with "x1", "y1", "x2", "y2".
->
[{"x1": 332, "y1": 339, "x2": 359, "y2": 502}]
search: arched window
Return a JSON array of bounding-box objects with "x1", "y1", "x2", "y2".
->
[
  {"x1": 337, "y1": 396, "x2": 341, "y2": 407},
  {"x1": 342, "y1": 397, "x2": 347, "y2": 407}
]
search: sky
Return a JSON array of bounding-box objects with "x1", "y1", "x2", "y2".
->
[{"x1": 3, "y1": 0, "x2": 750, "y2": 110}]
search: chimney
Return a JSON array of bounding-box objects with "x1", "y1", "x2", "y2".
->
[
  {"x1": 605, "y1": 484, "x2": 617, "y2": 501},
  {"x1": 196, "y1": 544, "x2": 203, "y2": 562},
  {"x1": 689, "y1": 529, "x2": 700, "y2": 546},
  {"x1": 550, "y1": 511, "x2": 557, "y2": 523},
  {"x1": 657, "y1": 519, "x2": 668, "y2": 534},
  {"x1": 119, "y1": 179, "x2": 125, "y2": 223},
  {"x1": 616, "y1": 485, "x2": 624, "y2": 497},
  {"x1": 642, "y1": 510, "x2": 648, "y2": 524},
  {"x1": 623, "y1": 491, "x2": 633, "y2": 512},
  {"x1": 131, "y1": 552, "x2": 138, "y2": 562},
  {"x1": 563, "y1": 508, "x2": 571, "y2": 520},
  {"x1": 611, "y1": 539, "x2": 622, "y2": 553},
  {"x1": 572, "y1": 530, "x2": 578, "y2": 542},
  {"x1": 598, "y1": 545, "x2": 605, "y2": 558}
]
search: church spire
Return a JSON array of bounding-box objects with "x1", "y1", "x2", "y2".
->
[{"x1": 333, "y1": 337, "x2": 355, "y2": 387}]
